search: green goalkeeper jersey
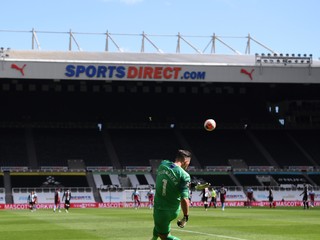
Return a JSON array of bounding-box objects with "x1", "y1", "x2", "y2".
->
[{"x1": 154, "y1": 160, "x2": 191, "y2": 211}]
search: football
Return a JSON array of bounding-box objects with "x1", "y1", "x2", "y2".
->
[{"x1": 204, "y1": 119, "x2": 216, "y2": 131}]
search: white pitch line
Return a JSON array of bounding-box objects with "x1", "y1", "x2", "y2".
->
[{"x1": 174, "y1": 228, "x2": 249, "y2": 240}]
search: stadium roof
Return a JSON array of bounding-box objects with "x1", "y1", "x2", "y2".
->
[
  {"x1": 1, "y1": 50, "x2": 320, "y2": 84},
  {"x1": 6, "y1": 50, "x2": 320, "y2": 67}
]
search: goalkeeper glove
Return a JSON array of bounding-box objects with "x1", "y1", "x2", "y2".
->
[
  {"x1": 195, "y1": 182, "x2": 211, "y2": 190},
  {"x1": 177, "y1": 215, "x2": 188, "y2": 228}
]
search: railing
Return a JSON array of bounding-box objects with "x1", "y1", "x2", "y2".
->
[
  {"x1": 98, "y1": 185, "x2": 320, "y2": 192},
  {"x1": 12, "y1": 187, "x2": 92, "y2": 193},
  {"x1": 1, "y1": 165, "x2": 319, "y2": 174},
  {"x1": 0, "y1": 29, "x2": 275, "y2": 54}
]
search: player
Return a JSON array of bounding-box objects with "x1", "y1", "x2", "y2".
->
[
  {"x1": 199, "y1": 187, "x2": 210, "y2": 211},
  {"x1": 147, "y1": 187, "x2": 155, "y2": 209},
  {"x1": 300, "y1": 183, "x2": 309, "y2": 210},
  {"x1": 246, "y1": 187, "x2": 254, "y2": 208},
  {"x1": 27, "y1": 191, "x2": 38, "y2": 212},
  {"x1": 132, "y1": 188, "x2": 141, "y2": 209},
  {"x1": 219, "y1": 184, "x2": 227, "y2": 211},
  {"x1": 309, "y1": 187, "x2": 315, "y2": 208},
  {"x1": 53, "y1": 188, "x2": 61, "y2": 212},
  {"x1": 32, "y1": 191, "x2": 38, "y2": 211},
  {"x1": 209, "y1": 187, "x2": 217, "y2": 208},
  {"x1": 268, "y1": 187, "x2": 275, "y2": 208},
  {"x1": 151, "y1": 149, "x2": 191, "y2": 240},
  {"x1": 62, "y1": 188, "x2": 72, "y2": 213}
]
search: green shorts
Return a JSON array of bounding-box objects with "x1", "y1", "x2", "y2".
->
[{"x1": 153, "y1": 209, "x2": 180, "y2": 235}]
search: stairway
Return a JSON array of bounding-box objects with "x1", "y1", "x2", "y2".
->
[
  {"x1": 86, "y1": 172, "x2": 102, "y2": 203},
  {"x1": 3, "y1": 171, "x2": 13, "y2": 204}
]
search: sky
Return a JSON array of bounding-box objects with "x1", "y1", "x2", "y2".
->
[{"x1": 0, "y1": 0, "x2": 319, "y2": 58}]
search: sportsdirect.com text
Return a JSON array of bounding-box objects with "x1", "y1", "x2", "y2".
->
[{"x1": 65, "y1": 65, "x2": 206, "y2": 80}]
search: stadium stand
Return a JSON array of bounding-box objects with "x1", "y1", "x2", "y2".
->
[
  {"x1": 136, "y1": 174, "x2": 149, "y2": 185},
  {"x1": 0, "y1": 128, "x2": 28, "y2": 166},
  {"x1": 34, "y1": 128, "x2": 111, "y2": 167},
  {"x1": 269, "y1": 173, "x2": 309, "y2": 188},
  {"x1": 308, "y1": 174, "x2": 320, "y2": 186},
  {"x1": 10, "y1": 174, "x2": 89, "y2": 188},
  {"x1": 182, "y1": 129, "x2": 271, "y2": 167},
  {"x1": 0, "y1": 41, "x2": 320, "y2": 204},
  {"x1": 100, "y1": 174, "x2": 113, "y2": 186},
  {"x1": 234, "y1": 173, "x2": 262, "y2": 187},
  {"x1": 108, "y1": 128, "x2": 180, "y2": 167},
  {"x1": 190, "y1": 174, "x2": 235, "y2": 187},
  {"x1": 289, "y1": 129, "x2": 320, "y2": 166},
  {"x1": 252, "y1": 129, "x2": 313, "y2": 167},
  {"x1": 0, "y1": 174, "x2": 4, "y2": 187}
]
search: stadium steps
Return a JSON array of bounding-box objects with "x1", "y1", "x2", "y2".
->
[
  {"x1": 86, "y1": 172, "x2": 102, "y2": 203},
  {"x1": 93, "y1": 174, "x2": 104, "y2": 188},
  {"x1": 174, "y1": 129, "x2": 202, "y2": 168},
  {"x1": 149, "y1": 159, "x2": 161, "y2": 179},
  {"x1": 229, "y1": 173, "x2": 242, "y2": 186},
  {"x1": 128, "y1": 174, "x2": 140, "y2": 188},
  {"x1": 68, "y1": 159, "x2": 86, "y2": 169},
  {"x1": 3, "y1": 172, "x2": 13, "y2": 204},
  {"x1": 287, "y1": 132, "x2": 319, "y2": 167},
  {"x1": 246, "y1": 130, "x2": 280, "y2": 168},
  {"x1": 109, "y1": 174, "x2": 121, "y2": 186},
  {"x1": 144, "y1": 173, "x2": 155, "y2": 186},
  {"x1": 102, "y1": 130, "x2": 122, "y2": 169},
  {"x1": 118, "y1": 175, "x2": 131, "y2": 188},
  {"x1": 302, "y1": 173, "x2": 317, "y2": 187},
  {"x1": 26, "y1": 127, "x2": 38, "y2": 168}
]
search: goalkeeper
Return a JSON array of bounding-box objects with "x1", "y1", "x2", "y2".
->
[{"x1": 151, "y1": 150, "x2": 192, "y2": 240}]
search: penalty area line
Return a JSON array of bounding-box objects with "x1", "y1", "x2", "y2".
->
[{"x1": 174, "y1": 228, "x2": 249, "y2": 240}]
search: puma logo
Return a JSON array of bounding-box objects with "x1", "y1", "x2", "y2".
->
[
  {"x1": 240, "y1": 68, "x2": 254, "y2": 80},
  {"x1": 11, "y1": 64, "x2": 26, "y2": 76}
]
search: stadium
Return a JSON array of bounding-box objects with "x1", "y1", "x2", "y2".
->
[{"x1": 0, "y1": 30, "x2": 320, "y2": 239}]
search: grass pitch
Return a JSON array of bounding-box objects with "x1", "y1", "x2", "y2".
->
[{"x1": 0, "y1": 207, "x2": 319, "y2": 240}]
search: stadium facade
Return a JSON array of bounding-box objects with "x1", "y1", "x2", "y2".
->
[{"x1": 0, "y1": 32, "x2": 320, "y2": 208}]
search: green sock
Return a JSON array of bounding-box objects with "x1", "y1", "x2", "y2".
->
[
  {"x1": 167, "y1": 236, "x2": 180, "y2": 240},
  {"x1": 152, "y1": 228, "x2": 158, "y2": 240}
]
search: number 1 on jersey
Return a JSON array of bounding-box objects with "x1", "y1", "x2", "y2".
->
[{"x1": 162, "y1": 179, "x2": 168, "y2": 196}]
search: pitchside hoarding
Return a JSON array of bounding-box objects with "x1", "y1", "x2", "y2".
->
[
  {"x1": 0, "y1": 193, "x2": 5, "y2": 204},
  {"x1": 13, "y1": 191, "x2": 95, "y2": 204},
  {"x1": 0, "y1": 189, "x2": 318, "y2": 209}
]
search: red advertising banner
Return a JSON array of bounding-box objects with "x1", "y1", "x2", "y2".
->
[{"x1": 1, "y1": 201, "x2": 319, "y2": 210}]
